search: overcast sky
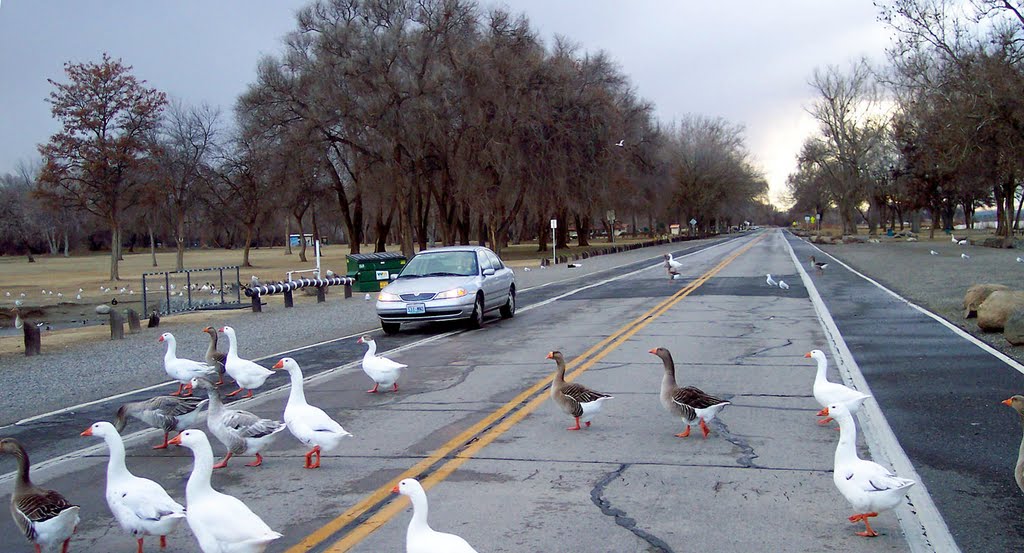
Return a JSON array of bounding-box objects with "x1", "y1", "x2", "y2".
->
[{"x1": 0, "y1": 1, "x2": 892, "y2": 207}]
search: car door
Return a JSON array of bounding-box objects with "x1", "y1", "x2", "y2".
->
[{"x1": 481, "y1": 250, "x2": 508, "y2": 310}]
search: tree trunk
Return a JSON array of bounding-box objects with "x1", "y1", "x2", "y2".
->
[
  {"x1": 285, "y1": 215, "x2": 292, "y2": 255},
  {"x1": 297, "y1": 214, "x2": 307, "y2": 262},
  {"x1": 375, "y1": 204, "x2": 395, "y2": 253},
  {"x1": 537, "y1": 214, "x2": 549, "y2": 253},
  {"x1": 910, "y1": 210, "x2": 921, "y2": 234},
  {"x1": 175, "y1": 211, "x2": 186, "y2": 272},
  {"x1": 62, "y1": 229, "x2": 69, "y2": 257},
  {"x1": 148, "y1": 225, "x2": 158, "y2": 267},
  {"x1": 110, "y1": 223, "x2": 121, "y2": 281},
  {"x1": 242, "y1": 223, "x2": 254, "y2": 267}
]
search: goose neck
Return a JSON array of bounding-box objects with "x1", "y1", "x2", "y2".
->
[
  {"x1": 659, "y1": 355, "x2": 678, "y2": 390},
  {"x1": 102, "y1": 432, "x2": 131, "y2": 481},
  {"x1": 814, "y1": 356, "x2": 828, "y2": 385},
  {"x1": 205, "y1": 332, "x2": 218, "y2": 355},
  {"x1": 287, "y1": 368, "x2": 308, "y2": 406},
  {"x1": 185, "y1": 441, "x2": 216, "y2": 499},
  {"x1": 225, "y1": 331, "x2": 238, "y2": 358},
  {"x1": 9, "y1": 444, "x2": 32, "y2": 491},
  {"x1": 164, "y1": 338, "x2": 177, "y2": 360},
  {"x1": 363, "y1": 340, "x2": 377, "y2": 358},
  {"x1": 551, "y1": 358, "x2": 567, "y2": 389},
  {"x1": 833, "y1": 412, "x2": 859, "y2": 465},
  {"x1": 407, "y1": 490, "x2": 431, "y2": 532}
]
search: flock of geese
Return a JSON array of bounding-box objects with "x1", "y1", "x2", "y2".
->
[
  {"x1": 6, "y1": 249, "x2": 1024, "y2": 552},
  {"x1": 0, "y1": 327, "x2": 405, "y2": 553}
]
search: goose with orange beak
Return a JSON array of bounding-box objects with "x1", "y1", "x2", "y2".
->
[
  {"x1": 272, "y1": 357, "x2": 352, "y2": 468},
  {"x1": 805, "y1": 350, "x2": 870, "y2": 425}
]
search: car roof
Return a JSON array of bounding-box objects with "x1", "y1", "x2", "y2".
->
[{"x1": 415, "y1": 246, "x2": 493, "y2": 255}]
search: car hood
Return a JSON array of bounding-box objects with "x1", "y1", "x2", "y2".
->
[{"x1": 382, "y1": 276, "x2": 477, "y2": 296}]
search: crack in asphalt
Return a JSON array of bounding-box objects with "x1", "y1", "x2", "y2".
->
[
  {"x1": 590, "y1": 463, "x2": 677, "y2": 553},
  {"x1": 710, "y1": 416, "x2": 760, "y2": 469},
  {"x1": 732, "y1": 338, "x2": 795, "y2": 363}
]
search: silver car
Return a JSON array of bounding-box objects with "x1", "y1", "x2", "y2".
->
[{"x1": 375, "y1": 246, "x2": 516, "y2": 334}]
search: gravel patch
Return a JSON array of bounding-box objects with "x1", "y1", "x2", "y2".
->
[
  {"x1": 0, "y1": 237, "x2": 728, "y2": 427},
  {"x1": 818, "y1": 236, "x2": 1024, "y2": 366}
]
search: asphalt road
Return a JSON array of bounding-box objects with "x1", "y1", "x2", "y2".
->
[{"x1": 2, "y1": 229, "x2": 1016, "y2": 552}]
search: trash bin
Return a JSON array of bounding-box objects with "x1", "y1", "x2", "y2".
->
[{"x1": 346, "y1": 252, "x2": 407, "y2": 292}]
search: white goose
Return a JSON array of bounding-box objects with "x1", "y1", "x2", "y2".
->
[
  {"x1": 159, "y1": 333, "x2": 216, "y2": 397},
  {"x1": 392, "y1": 478, "x2": 478, "y2": 553},
  {"x1": 663, "y1": 254, "x2": 683, "y2": 280},
  {"x1": 805, "y1": 349, "x2": 870, "y2": 425},
  {"x1": 219, "y1": 326, "x2": 274, "y2": 398},
  {"x1": 168, "y1": 430, "x2": 282, "y2": 553},
  {"x1": 191, "y1": 377, "x2": 286, "y2": 469},
  {"x1": 766, "y1": 273, "x2": 778, "y2": 287},
  {"x1": 829, "y1": 399, "x2": 915, "y2": 537},
  {"x1": 272, "y1": 358, "x2": 353, "y2": 469},
  {"x1": 357, "y1": 336, "x2": 407, "y2": 393},
  {"x1": 81, "y1": 422, "x2": 185, "y2": 552}
]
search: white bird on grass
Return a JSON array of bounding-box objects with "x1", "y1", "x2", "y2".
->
[
  {"x1": 951, "y1": 234, "x2": 958, "y2": 243},
  {"x1": 1016, "y1": 257, "x2": 1023, "y2": 263},
  {"x1": 930, "y1": 250, "x2": 939, "y2": 255},
  {"x1": 779, "y1": 280, "x2": 790, "y2": 290},
  {"x1": 615, "y1": 139, "x2": 625, "y2": 147},
  {"x1": 766, "y1": 274, "x2": 778, "y2": 287},
  {"x1": 962, "y1": 253, "x2": 970, "y2": 260}
]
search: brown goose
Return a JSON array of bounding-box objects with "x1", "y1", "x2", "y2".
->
[
  {"x1": 547, "y1": 351, "x2": 613, "y2": 431},
  {"x1": 1002, "y1": 395, "x2": 1024, "y2": 495},
  {"x1": 203, "y1": 326, "x2": 228, "y2": 386},
  {"x1": 0, "y1": 438, "x2": 80, "y2": 553},
  {"x1": 114, "y1": 394, "x2": 209, "y2": 449},
  {"x1": 810, "y1": 255, "x2": 828, "y2": 274},
  {"x1": 649, "y1": 347, "x2": 730, "y2": 438}
]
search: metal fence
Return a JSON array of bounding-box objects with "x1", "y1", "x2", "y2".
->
[{"x1": 142, "y1": 266, "x2": 242, "y2": 316}]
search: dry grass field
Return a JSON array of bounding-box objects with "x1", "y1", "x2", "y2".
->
[{"x1": 0, "y1": 237, "x2": 656, "y2": 354}]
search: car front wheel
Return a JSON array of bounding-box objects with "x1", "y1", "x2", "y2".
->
[
  {"x1": 500, "y1": 287, "x2": 515, "y2": 318},
  {"x1": 467, "y1": 295, "x2": 484, "y2": 329},
  {"x1": 381, "y1": 321, "x2": 400, "y2": 335}
]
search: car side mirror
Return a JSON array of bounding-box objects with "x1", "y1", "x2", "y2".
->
[{"x1": 482, "y1": 268, "x2": 495, "y2": 276}]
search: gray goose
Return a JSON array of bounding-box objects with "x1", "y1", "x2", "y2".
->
[
  {"x1": 547, "y1": 351, "x2": 613, "y2": 430},
  {"x1": 0, "y1": 438, "x2": 80, "y2": 553},
  {"x1": 114, "y1": 394, "x2": 209, "y2": 449},
  {"x1": 649, "y1": 347, "x2": 730, "y2": 438},
  {"x1": 1002, "y1": 395, "x2": 1024, "y2": 495},
  {"x1": 191, "y1": 377, "x2": 286, "y2": 469},
  {"x1": 202, "y1": 326, "x2": 228, "y2": 386}
]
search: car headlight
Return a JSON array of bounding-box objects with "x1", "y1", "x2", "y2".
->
[
  {"x1": 378, "y1": 291, "x2": 401, "y2": 302},
  {"x1": 434, "y1": 287, "x2": 468, "y2": 300}
]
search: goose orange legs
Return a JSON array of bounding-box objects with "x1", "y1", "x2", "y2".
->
[
  {"x1": 152, "y1": 432, "x2": 172, "y2": 450},
  {"x1": 675, "y1": 426, "x2": 691, "y2": 438},
  {"x1": 367, "y1": 383, "x2": 379, "y2": 393},
  {"x1": 304, "y1": 445, "x2": 322, "y2": 468},
  {"x1": 169, "y1": 383, "x2": 192, "y2": 396},
  {"x1": 567, "y1": 417, "x2": 582, "y2": 431},
  {"x1": 849, "y1": 512, "x2": 880, "y2": 537},
  {"x1": 245, "y1": 453, "x2": 264, "y2": 467},
  {"x1": 212, "y1": 452, "x2": 233, "y2": 469},
  {"x1": 225, "y1": 387, "x2": 252, "y2": 398}
]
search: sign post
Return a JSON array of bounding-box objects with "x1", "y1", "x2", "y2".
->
[
  {"x1": 689, "y1": 218, "x2": 697, "y2": 235},
  {"x1": 550, "y1": 218, "x2": 558, "y2": 265},
  {"x1": 606, "y1": 210, "x2": 616, "y2": 243}
]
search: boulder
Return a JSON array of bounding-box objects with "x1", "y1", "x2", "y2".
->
[
  {"x1": 977, "y1": 290, "x2": 1024, "y2": 332},
  {"x1": 1005, "y1": 309, "x2": 1024, "y2": 346},
  {"x1": 964, "y1": 284, "x2": 1011, "y2": 319}
]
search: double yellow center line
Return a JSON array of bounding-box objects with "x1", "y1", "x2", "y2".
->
[{"x1": 290, "y1": 235, "x2": 763, "y2": 553}]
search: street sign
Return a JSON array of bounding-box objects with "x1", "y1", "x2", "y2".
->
[
  {"x1": 550, "y1": 218, "x2": 558, "y2": 229},
  {"x1": 804, "y1": 216, "x2": 811, "y2": 223},
  {"x1": 689, "y1": 218, "x2": 697, "y2": 226},
  {"x1": 606, "y1": 210, "x2": 615, "y2": 222}
]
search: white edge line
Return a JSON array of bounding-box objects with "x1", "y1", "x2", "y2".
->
[
  {"x1": 2, "y1": 237, "x2": 744, "y2": 486},
  {"x1": 782, "y1": 230, "x2": 960, "y2": 553},
  {"x1": 804, "y1": 237, "x2": 1024, "y2": 376}
]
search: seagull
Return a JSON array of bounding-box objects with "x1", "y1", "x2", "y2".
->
[
  {"x1": 15, "y1": 299, "x2": 23, "y2": 307},
  {"x1": 615, "y1": 139, "x2": 625, "y2": 147},
  {"x1": 364, "y1": 293, "x2": 371, "y2": 301},
  {"x1": 523, "y1": 267, "x2": 531, "y2": 272},
  {"x1": 779, "y1": 280, "x2": 790, "y2": 290},
  {"x1": 951, "y1": 234, "x2": 959, "y2": 243},
  {"x1": 930, "y1": 250, "x2": 939, "y2": 255},
  {"x1": 1017, "y1": 257, "x2": 1024, "y2": 263},
  {"x1": 78, "y1": 288, "x2": 83, "y2": 293},
  {"x1": 961, "y1": 253, "x2": 970, "y2": 260},
  {"x1": 766, "y1": 274, "x2": 778, "y2": 287},
  {"x1": 76, "y1": 293, "x2": 82, "y2": 300},
  {"x1": 958, "y1": 239, "x2": 968, "y2": 246}
]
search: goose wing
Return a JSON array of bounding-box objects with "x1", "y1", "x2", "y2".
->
[
  {"x1": 673, "y1": 386, "x2": 726, "y2": 409},
  {"x1": 222, "y1": 409, "x2": 283, "y2": 439},
  {"x1": 561, "y1": 382, "x2": 610, "y2": 404}
]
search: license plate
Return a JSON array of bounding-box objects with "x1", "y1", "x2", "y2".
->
[{"x1": 406, "y1": 303, "x2": 425, "y2": 315}]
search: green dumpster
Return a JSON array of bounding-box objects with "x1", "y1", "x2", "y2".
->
[{"x1": 346, "y1": 252, "x2": 407, "y2": 292}]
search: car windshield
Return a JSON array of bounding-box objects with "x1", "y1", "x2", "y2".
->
[{"x1": 399, "y1": 251, "x2": 478, "y2": 278}]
